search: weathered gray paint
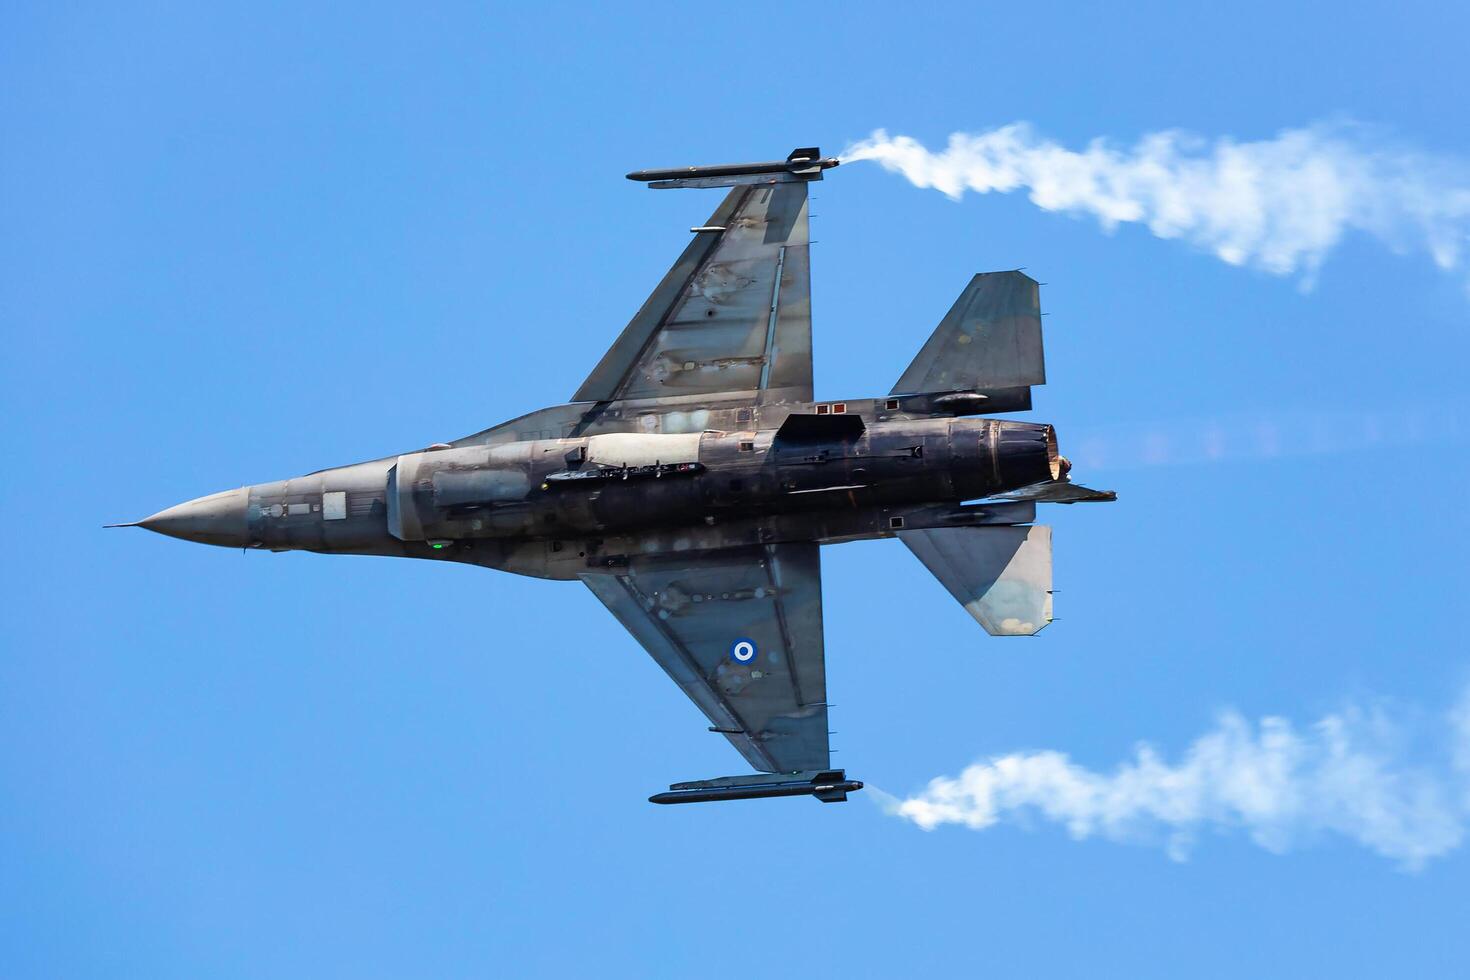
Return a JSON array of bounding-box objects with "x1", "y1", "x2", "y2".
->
[
  {"x1": 574, "y1": 181, "x2": 814, "y2": 405},
  {"x1": 900, "y1": 525, "x2": 1054, "y2": 636},
  {"x1": 893, "y1": 271, "x2": 1047, "y2": 397},
  {"x1": 582, "y1": 542, "x2": 827, "y2": 773},
  {"x1": 119, "y1": 148, "x2": 1114, "y2": 798}
]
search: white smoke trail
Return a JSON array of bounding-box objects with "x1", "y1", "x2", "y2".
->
[
  {"x1": 842, "y1": 123, "x2": 1470, "y2": 289},
  {"x1": 880, "y1": 684, "x2": 1470, "y2": 869}
]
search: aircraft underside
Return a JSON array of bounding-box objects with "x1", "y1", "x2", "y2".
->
[{"x1": 116, "y1": 147, "x2": 1115, "y2": 804}]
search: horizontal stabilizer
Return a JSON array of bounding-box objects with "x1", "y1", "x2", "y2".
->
[
  {"x1": 899, "y1": 525, "x2": 1053, "y2": 636},
  {"x1": 893, "y1": 271, "x2": 1046, "y2": 398}
]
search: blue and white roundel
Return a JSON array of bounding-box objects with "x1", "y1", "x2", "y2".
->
[{"x1": 729, "y1": 638, "x2": 758, "y2": 664}]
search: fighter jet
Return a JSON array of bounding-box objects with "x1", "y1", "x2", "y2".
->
[{"x1": 113, "y1": 147, "x2": 1115, "y2": 805}]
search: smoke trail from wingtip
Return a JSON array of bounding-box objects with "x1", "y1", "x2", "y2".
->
[
  {"x1": 887, "y1": 682, "x2": 1470, "y2": 869},
  {"x1": 842, "y1": 123, "x2": 1470, "y2": 289}
]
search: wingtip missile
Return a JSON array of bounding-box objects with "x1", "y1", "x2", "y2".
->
[
  {"x1": 649, "y1": 769, "x2": 863, "y2": 805},
  {"x1": 627, "y1": 146, "x2": 840, "y2": 187}
]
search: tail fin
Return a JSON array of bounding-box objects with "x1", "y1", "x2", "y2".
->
[
  {"x1": 893, "y1": 271, "x2": 1046, "y2": 412},
  {"x1": 899, "y1": 525, "x2": 1053, "y2": 636}
]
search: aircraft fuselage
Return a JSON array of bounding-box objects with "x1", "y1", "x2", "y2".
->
[{"x1": 134, "y1": 410, "x2": 1064, "y2": 580}]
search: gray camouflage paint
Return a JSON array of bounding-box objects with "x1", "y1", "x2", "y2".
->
[{"x1": 121, "y1": 149, "x2": 1114, "y2": 792}]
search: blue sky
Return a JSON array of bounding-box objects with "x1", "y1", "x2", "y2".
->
[{"x1": 4, "y1": 2, "x2": 1469, "y2": 976}]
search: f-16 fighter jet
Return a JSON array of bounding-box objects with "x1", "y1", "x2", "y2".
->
[{"x1": 113, "y1": 147, "x2": 1114, "y2": 806}]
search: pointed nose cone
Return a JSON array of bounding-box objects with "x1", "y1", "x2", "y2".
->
[{"x1": 137, "y1": 488, "x2": 250, "y2": 547}]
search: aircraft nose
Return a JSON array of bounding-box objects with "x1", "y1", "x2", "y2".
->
[{"x1": 134, "y1": 487, "x2": 251, "y2": 547}]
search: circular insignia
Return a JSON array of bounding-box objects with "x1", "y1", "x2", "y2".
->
[{"x1": 729, "y1": 638, "x2": 758, "y2": 664}]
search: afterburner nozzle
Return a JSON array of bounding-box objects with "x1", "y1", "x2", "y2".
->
[{"x1": 984, "y1": 421, "x2": 1066, "y2": 493}]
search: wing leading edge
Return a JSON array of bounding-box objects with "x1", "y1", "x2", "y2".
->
[{"x1": 581, "y1": 542, "x2": 829, "y2": 773}]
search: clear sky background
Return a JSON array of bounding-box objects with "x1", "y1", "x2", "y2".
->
[{"x1": 4, "y1": 3, "x2": 1469, "y2": 977}]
